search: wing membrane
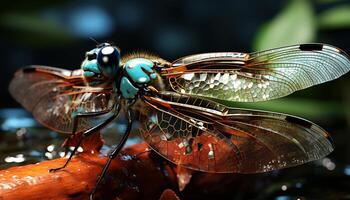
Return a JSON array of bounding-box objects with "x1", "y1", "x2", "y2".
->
[
  {"x1": 139, "y1": 96, "x2": 242, "y2": 172},
  {"x1": 163, "y1": 44, "x2": 350, "y2": 102},
  {"x1": 9, "y1": 66, "x2": 116, "y2": 134},
  {"x1": 138, "y1": 92, "x2": 333, "y2": 173}
]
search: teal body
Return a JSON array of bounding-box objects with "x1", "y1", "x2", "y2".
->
[
  {"x1": 81, "y1": 46, "x2": 157, "y2": 99},
  {"x1": 121, "y1": 58, "x2": 157, "y2": 99},
  {"x1": 124, "y1": 58, "x2": 157, "y2": 84},
  {"x1": 82, "y1": 48, "x2": 100, "y2": 77}
]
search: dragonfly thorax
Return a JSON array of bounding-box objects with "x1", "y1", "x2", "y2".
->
[{"x1": 120, "y1": 58, "x2": 158, "y2": 99}]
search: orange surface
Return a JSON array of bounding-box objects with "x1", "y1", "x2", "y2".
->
[
  {"x1": 0, "y1": 140, "x2": 241, "y2": 200},
  {"x1": 0, "y1": 143, "x2": 178, "y2": 200}
]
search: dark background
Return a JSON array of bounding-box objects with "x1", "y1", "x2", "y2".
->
[
  {"x1": 0, "y1": 0, "x2": 350, "y2": 199},
  {"x1": 1, "y1": 0, "x2": 349, "y2": 109}
]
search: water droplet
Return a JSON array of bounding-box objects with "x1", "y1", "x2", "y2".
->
[{"x1": 281, "y1": 185, "x2": 287, "y2": 191}]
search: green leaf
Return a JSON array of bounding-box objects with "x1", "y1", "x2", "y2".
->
[
  {"x1": 318, "y1": 5, "x2": 350, "y2": 29},
  {"x1": 253, "y1": 0, "x2": 316, "y2": 51},
  {"x1": 223, "y1": 98, "x2": 346, "y2": 119},
  {"x1": 0, "y1": 13, "x2": 74, "y2": 46}
]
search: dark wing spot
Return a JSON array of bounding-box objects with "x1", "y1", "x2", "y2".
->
[
  {"x1": 22, "y1": 67, "x2": 36, "y2": 73},
  {"x1": 299, "y1": 44, "x2": 323, "y2": 51},
  {"x1": 285, "y1": 116, "x2": 312, "y2": 128}
]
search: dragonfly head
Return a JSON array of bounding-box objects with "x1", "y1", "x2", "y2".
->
[{"x1": 82, "y1": 43, "x2": 121, "y2": 79}]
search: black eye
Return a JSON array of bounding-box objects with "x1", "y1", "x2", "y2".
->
[
  {"x1": 87, "y1": 53, "x2": 96, "y2": 61},
  {"x1": 96, "y1": 46, "x2": 120, "y2": 77},
  {"x1": 97, "y1": 46, "x2": 120, "y2": 67}
]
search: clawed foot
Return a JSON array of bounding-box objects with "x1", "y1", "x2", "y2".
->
[
  {"x1": 48, "y1": 166, "x2": 65, "y2": 173},
  {"x1": 89, "y1": 192, "x2": 96, "y2": 200},
  {"x1": 89, "y1": 185, "x2": 99, "y2": 200}
]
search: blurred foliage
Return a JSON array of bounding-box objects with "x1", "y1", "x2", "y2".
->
[
  {"x1": 253, "y1": 0, "x2": 350, "y2": 51},
  {"x1": 0, "y1": 13, "x2": 74, "y2": 46},
  {"x1": 253, "y1": 0, "x2": 315, "y2": 51},
  {"x1": 226, "y1": 98, "x2": 345, "y2": 119},
  {"x1": 318, "y1": 5, "x2": 350, "y2": 29}
]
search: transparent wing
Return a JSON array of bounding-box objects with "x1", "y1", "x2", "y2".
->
[
  {"x1": 139, "y1": 95, "x2": 242, "y2": 172},
  {"x1": 9, "y1": 66, "x2": 116, "y2": 134},
  {"x1": 138, "y1": 92, "x2": 333, "y2": 173},
  {"x1": 162, "y1": 44, "x2": 350, "y2": 102}
]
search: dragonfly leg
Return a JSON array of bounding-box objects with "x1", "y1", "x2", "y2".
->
[
  {"x1": 62, "y1": 110, "x2": 112, "y2": 157},
  {"x1": 90, "y1": 106, "x2": 134, "y2": 200},
  {"x1": 49, "y1": 106, "x2": 120, "y2": 172}
]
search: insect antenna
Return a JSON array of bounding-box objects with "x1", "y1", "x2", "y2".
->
[{"x1": 89, "y1": 37, "x2": 100, "y2": 46}]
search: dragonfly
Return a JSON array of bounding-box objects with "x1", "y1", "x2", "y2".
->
[{"x1": 9, "y1": 43, "x2": 350, "y2": 199}]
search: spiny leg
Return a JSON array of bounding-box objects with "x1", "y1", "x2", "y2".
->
[
  {"x1": 49, "y1": 106, "x2": 120, "y2": 172},
  {"x1": 90, "y1": 106, "x2": 134, "y2": 200}
]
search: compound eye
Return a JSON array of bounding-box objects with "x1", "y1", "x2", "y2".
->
[{"x1": 97, "y1": 46, "x2": 120, "y2": 77}]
